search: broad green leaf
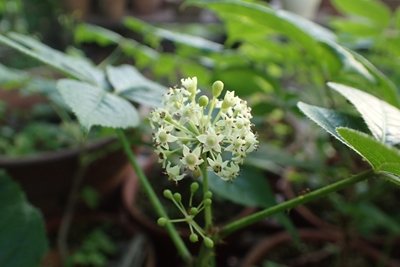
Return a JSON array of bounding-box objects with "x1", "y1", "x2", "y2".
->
[
  {"x1": 106, "y1": 65, "x2": 165, "y2": 107},
  {"x1": 330, "y1": 19, "x2": 382, "y2": 37},
  {"x1": 208, "y1": 167, "x2": 274, "y2": 208},
  {"x1": 332, "y1": 0, "x2": 391, "y2": 28},
  {"x1": 0, "y1": 33, "x2": 104, "y2": 86},
  {"x1": 75, "y1": 24, "x2": 122, "y2": 46},
  {"x1": 188, "y1": 0, "x2": 335, "y2": 49},
  {"x1": 329, "y1": 82, "x2": 400, "y2": 145},
  {"x1": 337, "y1": 128, "x2": 400, "y2": 179},
  {"x1": 57, "y1": 79, "x2": 139, "y2": 130},
  {"x1": 0, "y1": 170, "x2": 48, "y2": 267},
  {"x1": 297, "y1": 102, "x2": 368, "y2": 143},
  {"x1": 321, "y1": 41, "x2": 374, "y2": 82},
  {"x1": 246, "y1": 143, "x2": 315, "y2": 174},
  {"x1": 124, "y1": 17, "x2": 223, "y2": 52}
]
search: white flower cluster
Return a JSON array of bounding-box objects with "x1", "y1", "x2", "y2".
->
[{"x1": 150, "y1": 77, "x2": 258, "y2": 181}]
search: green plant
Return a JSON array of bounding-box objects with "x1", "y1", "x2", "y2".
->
[{"x1": 0, "y1": 0, "x2": 399, "y2": 266}]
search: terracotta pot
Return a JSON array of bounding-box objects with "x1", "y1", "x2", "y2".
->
[
  {"x1": 241, "y1": 229, "x2": 400, "y2": 267},
  {"x1": 100, "y1": 0, "x2": 126, "y2": 21},
  {"x1": 63, "y1": 0, "x2": 91, "y2": 19},
  {"x1": 132, "y1": 0, "x2": 162, "y2": 14},
  {"x1": 0, "y1": 137, "x2": 127, "y2": 217}
]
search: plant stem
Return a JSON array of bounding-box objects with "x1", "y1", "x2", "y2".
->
[
  {"x1": 116, "y1": 130, "x2": 192, "y2": 263},
  {"x1": 200, "y1": 160, "x2": 213, "y2": 230},
  {"x1": 220, "y1": 170, "x2": 374, "y2": 238}
]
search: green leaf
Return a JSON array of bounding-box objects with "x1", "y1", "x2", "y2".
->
[
  {"x1": 208, "y1": 167, "x2": 274, "y2": 208},
  {"x1": 0, "y1": 33, "x2": 104, "y2": 86},
  {"x1": 0, "y1": 170, "x2": 48, "y2": 266},
  {"x1": 75, "y1": 24, "x2": 122, "y2": 46},
  {"x1": 188, "y1": 0, "x2": 335, "y2": 49},
  {"x1": 106, "y1": 65, "x2": 165, "y2": 107},
  {"x1": 57, "y1": 79, "x2": 139, "y2": 130},
  {"x1": 297, "y1": 101, "x2": 368, "y2": 143},
  {"x1": 329, "y1": 82, "x2": 400, "y2": 145},
  {"x1": 124, "y1": 17, "x2": 223, "y2": 52},
  {"x1": 337, "y1": 128, "x2": 400, "y2": 179},
  {"x1": 332, "y1": 0, "x2": 391, "y2": 28}
]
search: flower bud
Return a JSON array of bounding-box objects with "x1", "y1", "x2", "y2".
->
[
  {"x1": 204, "y1": 237, "x2": 214, "y2": 248},
  {"x1": 204, "y1": 199, "x2": 212, "y2": 206},
  {"x1": 190, "y1": 233, "x2": 199, "y2": 243},
  {"x1": 190, "y1": 182, "x2": 199, "y2": 193},
  {"x1": 198, "y1": 95, "x2": 209, "y2": 107},
  {"x1": 163, "y1": 189, "x2": 173, "y2": 199},
  {"x1": 212, "y1": 80, "x2": 224, "y2": 97},
  {"x1": 157, "y1": 217, "x2": 167, "y2": 226},
  {"x1": 189, "y1": 207, "x2": 199, "y2": 215},
  {"x1": 173, "y1": 192, "x2": 182, "y2": 202},
  {"x1": 205, "y1": 191, "x2": 213, "y2": 199}
]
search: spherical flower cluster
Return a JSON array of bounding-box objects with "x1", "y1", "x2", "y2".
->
[{"x1": 150, "y1": 77, "x2": 258, "y2": 181}]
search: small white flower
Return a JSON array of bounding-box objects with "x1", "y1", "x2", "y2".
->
[
  {"x1": 154, "y1": 125, "x2": 177, "y2": 149},
  {"x1": 207, "y1": 154, "x2": 228, "y2": 174},
  {"x1": 220, "y1": 163, "x2": 240, "y2": 181},
  {"x1": 181, "y1": 77, "x2": 197, "y2": 95},
  {"x1": 197, "y1": 127, "x2": 224, "y2": 153},
  {"x1": 166, "y1": 162, "x2": 185, "y2": 181},
  {"x1": 181, "y1": 145, "x2": 203, "y2": 171}
]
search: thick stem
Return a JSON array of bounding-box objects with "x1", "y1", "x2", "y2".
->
[
  {"x1": 116, "y1": 130, "x2": 192, "y2": 263},
  {"x1": 220, "y1": 170, "x2": 374, "y2": 238}
]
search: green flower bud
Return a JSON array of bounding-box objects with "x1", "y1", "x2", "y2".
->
[
  {"x1": 189, "y1": 207, "x2": 199, "y2": 215},
  {"x1": 204, "y1": 237, "x2": 214, "y2": 248},
  {"x1": 173, "y1": 192, "x2": 182, "y2": 202},
  {"x1": 190, "y1": 182, "x2": 199, "y2": 193},
  {"x1": 205, "y1": 191, "x2": 213, "y2": 199},
  {"x1": 212, "y1": 80, "x2": 224, "y2": 97},
  {"x1": 163, "y1": 189, "x2": 173, "y2": 199},
  {"x1": 204, "y1": 199, "x2": 212, "y2": 206},
  {"x1": 157, "y1": 217, "x2": 167, "y2": 227},
  {"x1": 198, "y1": 95, "x2": 209, "y2": 107},
  {"x1": 190, "y1": 233, "x2": 199, "y2": 243}
]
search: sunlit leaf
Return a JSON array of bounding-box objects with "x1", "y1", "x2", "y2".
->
[
  {"x1": 57, "y1": 79, "x2": 139, "y2": 130},
  {"x1": 329, "y1": 82, "x2": 400, "y2": 145},
  {"x1": 337, "y1": 128, "x2": 400, "y2": 181},
  {"x1": 106, "y1": 65, "x2": 165, "y2": 107},
  {"x1": 0, "y1": 170, "x2": 48, "y2": 267}
]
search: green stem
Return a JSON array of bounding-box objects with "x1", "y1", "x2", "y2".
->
[
  {"x1": 116, "y1": 130, "x2": 192, "y2": 263},
  {"x1": 220, "y1": 170, "x2": 374, "y2": 238},
  {"x1": 200, "y1": 160, "x2": 212, "y2": 230}
]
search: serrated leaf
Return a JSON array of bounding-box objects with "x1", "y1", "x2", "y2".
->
[
  {"x1": 297, "y1": 101, "x2": 368, "y2": 143},
  {"x1": 57, "y1": 79, "x2": 139, "y2": 130},
  {"x1": 0, "y1": 33, "x2": 104, "y2": 86},
  {"x1": 106, "y1": 65, "x2": 165, "y2": 107},
  {"x1": 0, "y1": 170, "x2": 48, "y2": 267},
  {"x1": 329, "y1": 82, "x2": 400, "y2": 145},
  {"x1": 337, "y1": 128, "x2": 400, "y2": 179}
]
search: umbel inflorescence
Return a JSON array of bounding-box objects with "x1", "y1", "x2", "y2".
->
[{"x1": 150, "y1": 77, "x2": 258, "y2": 181}]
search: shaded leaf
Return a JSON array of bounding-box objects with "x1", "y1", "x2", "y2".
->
[
  {"x1": 0, "y1": 33, "x2": 104, "y2": 86},
  {"x1": 337, "y1": 128, "x2": 400, "y2": 180},
  {"x1": 0, "y1": 170, "x2": 48, "y2": 267},
  {"x1": 57, "y1": 79, "x2": 139, "y2": 130},
  {"x1": 106, "y1": 65, "x2": 165, "y2": 107},
  {"x1": 208, "y1": 167, "x2": 271, "y2": 207},
  {"x1": 329, "y1": 82, "x2": 400, "y2": 145},
  {"x1": 297, "y1": 101, "x2": 368, "y2": 143}
]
